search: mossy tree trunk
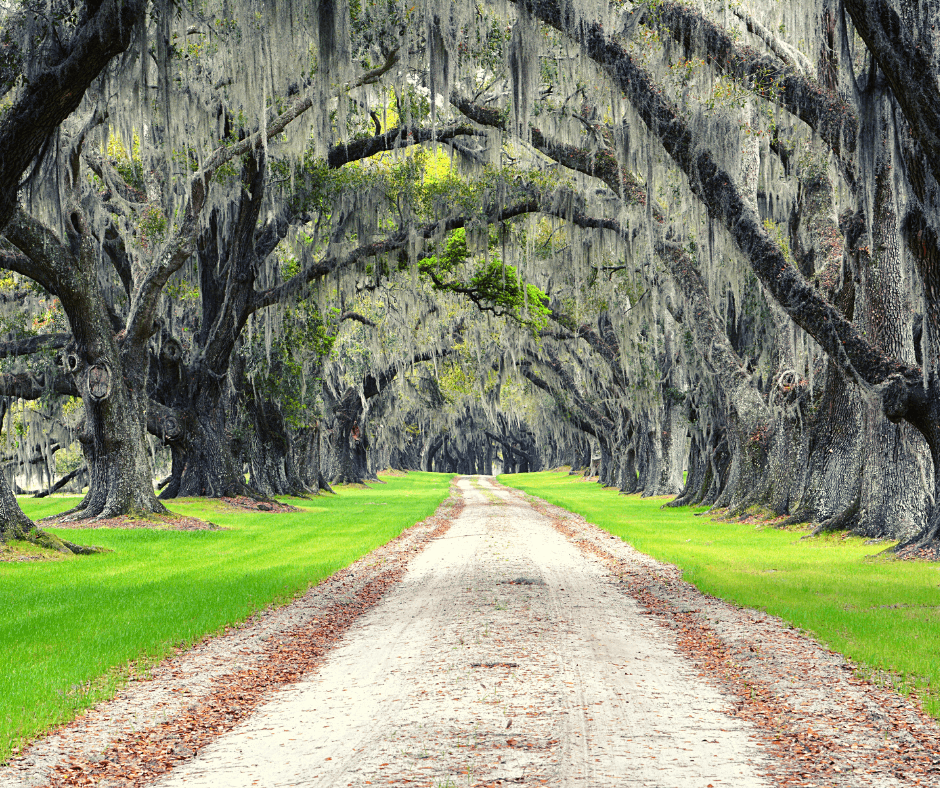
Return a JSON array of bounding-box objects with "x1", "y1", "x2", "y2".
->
[
  {"x1": 3, "y1": 204, "x2": 167, "y2": 521},
  {"x1": 0, "y1": 468, "x2": 75, "y2": 553}
]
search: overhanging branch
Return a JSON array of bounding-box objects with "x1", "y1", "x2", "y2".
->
[
  {"x1": 0, "y1": 333, "x2": 70, "y2": 360},
  {"x1": 516, "y1": 0, "x2": 918, "y2": 405}
]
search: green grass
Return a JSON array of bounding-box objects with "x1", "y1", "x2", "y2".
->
[
  {"x1": 0, "y1": 471, "x2": 453, "y2": 762},
  {"x1": 499, "y1": 470, "x2": 940, "y2": 718}
]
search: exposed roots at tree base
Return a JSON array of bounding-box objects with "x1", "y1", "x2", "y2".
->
[
  {"x1": 808, "y1": 490, "x2": 862, "y2": 537},
  {"x1": 330, "y1": 474, "x2": 370, "y2": 486},
  {"x1": 1, "y1": 525, "x2": 106, "y2": 556},
  {"x1": 53, "y1": 489, "x2": 170, "y2": 522},
  {"x1": 663, "y1": 492, "x2": 693, "y2": 507},
  {"x1": 40, "y1": 511, "x2": 221, "y2": 531},
  {"x1": 221, "y1": 497, "x2": 300, "y2": 513},
  {"x1": 892, "y1": 526, "x2": 940, "y2": 561},
  {"x1": 53, "y1": 504, "x2": 169, "y2": 523},
  {"x1": 777, "y1": 505, "x2": 814, "y2": 528}
]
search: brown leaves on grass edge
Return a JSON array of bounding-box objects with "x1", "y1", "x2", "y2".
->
[
  {"x1": 538, "y1": 501, "x2": 940, "y2": 787},
  {"x1": 41, "y1": 514, "x2": 223, "y2": 531}
]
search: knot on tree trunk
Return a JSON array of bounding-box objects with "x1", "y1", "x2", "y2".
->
[
  {"x1": 879, "y1": 373, "x2": 910, "y2": 424},
  {"x1": 162, "y1": 414, "x2": 183, "y2": 441},
  {"x1": 63, "y1": 350, "x2": 82, "y2": 374},
  {"x1": 86, "y1": 363, "x2": 113, "y2": 401},
  {"x1": 161, "y1": 338, "x2": 184, "y2": 364}
]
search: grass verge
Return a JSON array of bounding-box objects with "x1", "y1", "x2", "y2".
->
[
  {"x1": 0, "y1": 471, "x2": 453, "y2": 763},
  {"x1": 499, "y1": 470, "x2": 940, "y2": 718}
]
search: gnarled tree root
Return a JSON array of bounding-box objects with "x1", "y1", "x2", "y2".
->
[
  {"x1": 807, "y1": 491, "x2": 861, "y2": 537},
  {"x1": 777, "y1": 505, "x2": 815, "y2": 528},
  {"x1": 892, "y1": 518, "x2": 940, "y2": 560},
  {"x1": 3, "y1": 525, "x2": 106, "y2": 556}
]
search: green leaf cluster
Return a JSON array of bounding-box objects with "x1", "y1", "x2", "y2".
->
[{"x1": 419, "y1": 229, "x2": 550, "y2": 332}]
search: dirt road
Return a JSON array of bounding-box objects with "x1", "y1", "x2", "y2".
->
[
  {"x1": 5, "y1": 475, "x2": 938, "y2": 788},
  {"x1": 151, "y1": 476, "x2": 770, "y2": 787}
]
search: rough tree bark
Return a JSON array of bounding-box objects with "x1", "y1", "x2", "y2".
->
[
  {"x1": 0, "y1": 0, "x2": 147, "y2": 543},
  {"x1": 518, "y1": 0, "x2": 940, "y2": 546},
  {"x1": 3, "y1": 203, "x2": 167, "y2": 520}
]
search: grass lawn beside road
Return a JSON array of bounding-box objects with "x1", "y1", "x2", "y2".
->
[
  {"x1": 0, "y1": 471, "x2": 453, "y2": 762},
  {"x1": 499, "y1": 470, "x2": 940, "y2": 719}
]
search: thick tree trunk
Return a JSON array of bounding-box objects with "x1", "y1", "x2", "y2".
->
[
  {"x1": 711, "y1": 405, "x2": 769, "y2": 514},
  {"x1": 296, "y1": 425, "x2": 333, "y2": 493},
  {"x1": 0, "y1": 469, "x2": 82, "y2": 553},
  {"x1": 4, "y1": 208, "x2": 166, "y2": 521},
  {"x1": 635, "y1": 426, "x2": 652, "y2": 491},
  {"x1": 244, "y1": 394, "x2": 309, "y2": 497},
  {"x1": 784, "y1": 90, "x2": 933, "y2": 539},
  {"x1": 329, "y1": 389, "x2": 371, "y2": 485},
  {"x1": 598, "y1": 440, "x2": 615, "y2": 487},
  {"x1": 159, "y1": 380, "x2": 258, "y2": 499},
  {"x1": 668, "y1": 431, "x2": 705, "y2": 507},
  {"x1": 618, "y1": 441, "x2": 639, "y2": 494},
  {"x1": 762, "y1": 394, "x2": 809, "y2": 516},
  {"x1": 330, "y1": 420, "x2": 362, "y2": 484},
  {"x1": 424, "y1": 435, "x2": 443, "y2": 472},
  {"x1": 571, "y1": 438, "x2": 591, "y2": 474},
  {"x1": 641, "y1": 415, "x2": 678, "y2": 497},
  {"x1": 691, "y1": 420, "x2": 731, "y2": 508},
  {"x1": 848, "y1": 83, "x2": 932, "y2": 540},
  {"x1": 518, "y1": 439, "x2": 534, "y2": 473},
  {"x1": 60, "y1": 306, "x2": 164, "y2": 521},
  {"x1": 69, "y1": 351, "x2": 166, "y2": 520},
  {"x1": 788, "y1": 363, "x2": 864, "y2": 525},
  {"x1": 356, "y1": 432, "x2": 379, "y2": 482},
  {"x1": 656, "y1": 400, "x2": 686, "y2": 496}
]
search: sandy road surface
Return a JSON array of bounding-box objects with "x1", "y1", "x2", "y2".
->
[{"x1": 152, "y1": 476, "x2": 770, "y2": 787}]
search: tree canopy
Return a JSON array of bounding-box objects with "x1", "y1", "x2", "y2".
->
[{"x1": 1, "y1": 0, "x2": 940, "y2": 554}]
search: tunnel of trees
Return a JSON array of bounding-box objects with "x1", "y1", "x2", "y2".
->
[{"x1": 1, "y1": 0, "x2": 940, "y2": 555}]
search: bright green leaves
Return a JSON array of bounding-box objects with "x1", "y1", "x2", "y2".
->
[
  {"x1": 106, "y1": 131, "x2": 145, "y2": 193},
  {"x1": 419, "y1": 229, "x2": 550, "y2": 332},
  {"x1": 467, "y1": 259, "x2": 550, "y2": 328},
  {"x1": 429, "y1": 227, "x2": 470, "y2": 275}
]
